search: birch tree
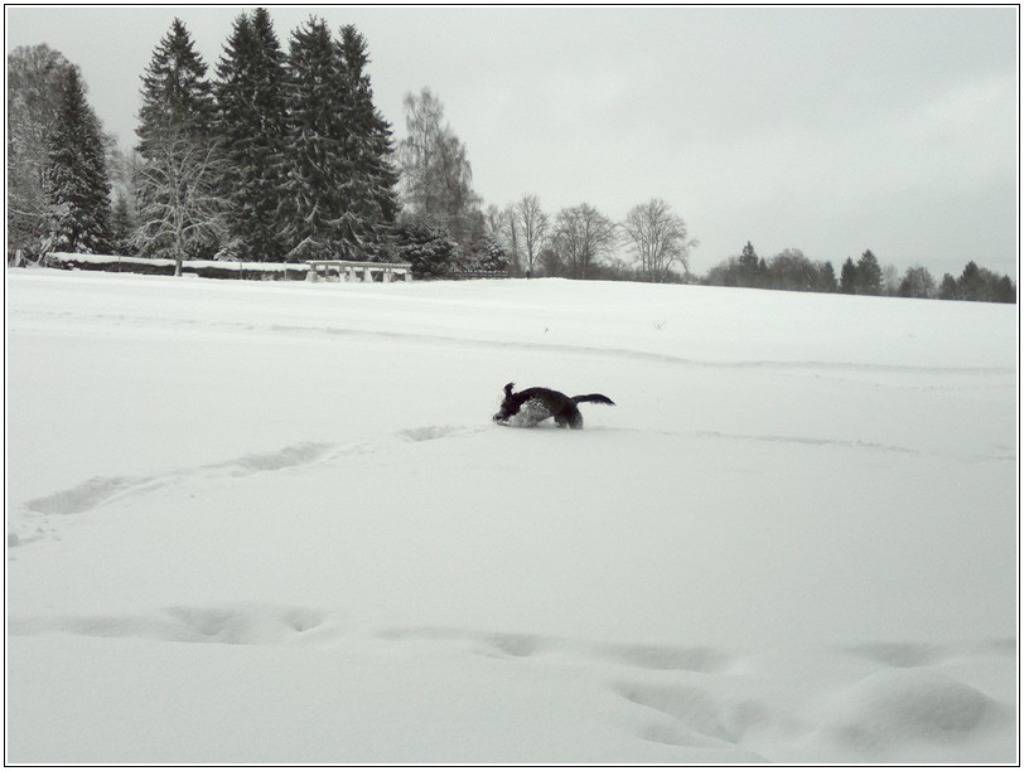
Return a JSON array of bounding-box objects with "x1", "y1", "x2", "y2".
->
[{"x1": 397, "y1": 87, "x2": 479, "y2": 245}]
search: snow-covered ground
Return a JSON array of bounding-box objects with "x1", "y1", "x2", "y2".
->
[{"x1": 5, "y1": 269, "x2": 1018, "y2": 764}]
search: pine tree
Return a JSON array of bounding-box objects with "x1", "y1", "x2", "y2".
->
[
  {"x1": 993, "y1": 275, "x2": 1016, "y2": 304},
  {"x1": 737, "y1": 241, "x2": 759, "y2": 287},
  {"x1": 839, "y1": 257, "x2": 857, "y2": 294},
  {"x1": 110, "y1": 193, "x2": 134, "y2": 254},
  {"x1": 43, "y1": 66, "x2": 112, "y2": 254},
  {"x1": 135, "y1": 18, "x2": 220, "y2": 261},
  {"x1": 137, "y1": 18, "x2": 214, "y2": 156},
  {"x1": 938, "y1": 273, "x2": 958, "y2": 300},
  {"x1": 277, "y1": 16, "x2": 354, "y2": 259},
  {"x1": 214, "y1": 9, "x2": 288, "y2": 261},
  {"x1": 957, "y1": 261, "x2": 985, "y2": 301},
  {"x1": 819, "y1": 260, "x2": 838, "y2": 292},
  {"x1": 855, "y1": 249, "x2": 882, "y2": 295},
  {"x1": 336, "y1": 24, "x2": 400, "y2": 250}
]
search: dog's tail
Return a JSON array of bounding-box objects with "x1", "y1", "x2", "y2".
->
[{"x1": 572, "y1": 393, "x2": 615, "y2": 406}]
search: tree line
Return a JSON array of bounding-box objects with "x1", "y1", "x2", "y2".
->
[
  {"x1": 704, "y1": 242, "x2": 1015, "y2": 303},
  {"x1": 5, "y1": 10, "x2": 1017, "y2": 302}
]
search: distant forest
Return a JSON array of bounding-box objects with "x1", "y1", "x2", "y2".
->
[{"x1": 6, "y1": 9, "x2": 1017, "y2": 303}]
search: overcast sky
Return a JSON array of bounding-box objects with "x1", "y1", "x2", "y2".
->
[{"x1": 6, "y1": 5, "x2": 1019, "y2": 278}]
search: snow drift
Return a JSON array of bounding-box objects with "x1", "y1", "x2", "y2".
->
[{"x1": 5, "y1": 269, "x2": 1018, "y2": 763}]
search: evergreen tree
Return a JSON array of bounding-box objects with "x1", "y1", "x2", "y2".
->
[
  {"x1": 938, "y1": 273, "x2": 959, "y2": 300},
  {"x1": 819, "y1": 260, "x2": 838, "y2": 292},
  {"x1": 110, "y1": 192, "x2": 134, "y2": 254},
  {"x1": 135, "y1": 18, "x2": 219, "y2": 260},
  {"x1": 214, "y1": 9, "x2": 288, "y2": 261},
  {"x1": 957, "y1": 261, "x2": 985, "y2": 301},
  {"x1": 43, "y1": 66, "x2": 112, "y2": 254},
  {"x1": 137, "y1": 18, "x2": 215, "y2": 156},
  {"x1": 839, "y1": 257, "x2": 857, "y2": 294},
  {"x1": 277, "y1": 16, "x2": 356, "y2": 259},
  {"x1": 993, "y1": 275, "x2": 1016, "y2": 304},
  {"x1": 855, "y1": 249, "x2": 882, "y2": 295},
  {"x1": 737, "y1": 241, "x2": 759, "y2": 287},
  {"x1": 392, "y1": 221, "x2": 460, "y2": 278},
  {"x1": 336, "y1": 24, "x2": 400, "y2": 240}
]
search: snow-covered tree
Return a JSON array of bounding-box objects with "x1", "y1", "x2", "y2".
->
[
  {"x1": 131, "y1": 129, "x2": 227, "y2": 275},
  {"x1": 214, "y1": 9, "x2": 288, "y2": 261},
  {"x1": 137, "y1": 18, "x2": 215, "y2": 157},
  {"x1": 135, "y1": 18, "x2": 220, "y2": 261},
  {"x1": 7, "y1": 44, "x2": 75, "y2": 260},
  {"x1": 336, "y1": 24, "x2": 400, "y2": 241},
  {"x1": 276, "y1": 17, "x2": 356, "y2": 260},
  {"x1": 392, "y1": 221, "x2": 461, "y2": 279},
  {"x1": 43, "y1": 65, "x2": 113, "y2": 255}
]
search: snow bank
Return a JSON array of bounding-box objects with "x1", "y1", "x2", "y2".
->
[{"x1": 5, "y1": 269, "x2": 1018, "y2": 764}]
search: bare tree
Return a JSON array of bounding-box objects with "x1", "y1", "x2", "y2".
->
[
  {"x1": 131, "y1": 131, "x2": 227, "y2": 275},
  {"x1": 881, "y1": 263, "x2": 901, "y2": 296},
  {"x1": 552, "y1": 203, "x2": 616, "y2": 279},
  {"x1": 514, "y1": 194, "x2": 549, "y2": 277},
  {"x1": 501, "y1": 204, "x2": 522, "y2": 274},
  {"x1": 621, "y1": 198, "x2": 697, "y2": 282},
  {"x1": 7, "y1": 45, "x2": 75, "y2": 260}
]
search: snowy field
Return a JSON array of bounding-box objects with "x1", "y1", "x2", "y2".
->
[{"x1": 5, "y1": 268, "x2": 1018, "y2": 764}]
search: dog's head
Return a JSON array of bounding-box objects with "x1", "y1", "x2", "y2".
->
[{"x1": 492, "y1": 382, "x2": 517, "y2": 423}]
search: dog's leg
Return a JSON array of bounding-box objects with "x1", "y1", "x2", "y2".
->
[{"x1": 556, "y1": 407, "x2": 584, "y2": 429}]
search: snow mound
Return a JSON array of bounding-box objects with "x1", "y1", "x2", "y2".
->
[{"x1": 818, "y1": 669, "x2": 1013, "y2": 759}]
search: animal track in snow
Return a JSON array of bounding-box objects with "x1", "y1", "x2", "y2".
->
[
  {"x1": 17, "y1": 441, "x2": 339, "y2": 523},
  {"x1": 598, "y1": 642, "x2": 734, "y2": 673},
  {"x1": 9, "y1": 602, "x2": 333, "y2": 646},
  {"x1": 373, "y1": 625, "x2": 735, "y2": 674},
  {"x1": 836, "y1": 637, "x2": 1017, "y2": 669},
  {"x1": 25, "y1": 475, "x2": 153, "y2": 516},
  {"x1": 217, "y1": 441, "x2": 334, "y2": 473},
  {"x1": 397, "y1": 425, "x2": 463, "y2": 442}
]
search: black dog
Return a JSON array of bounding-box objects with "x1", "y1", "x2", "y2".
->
[{"x1": 492, "y1": 382, "x2": 615, "y2": 429}]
